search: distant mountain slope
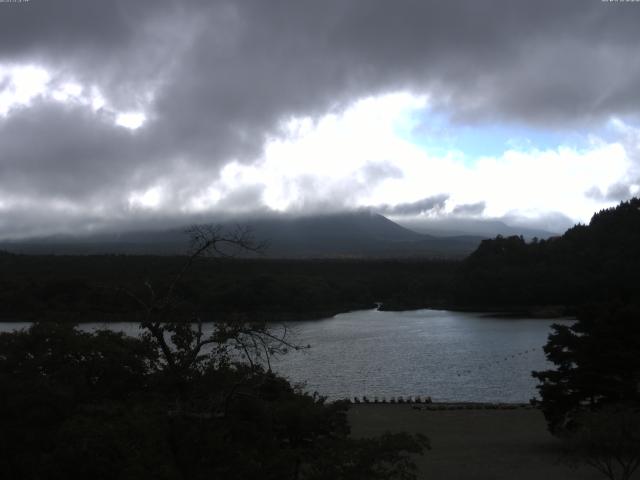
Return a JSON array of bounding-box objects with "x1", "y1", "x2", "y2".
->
[
  {"x1": 0, "y1": 212, "x2": 484, "y2": 258},
  {"x1": 244, "y1": 212, "x2": 481, "y2": 257},
  {"x1": 397, "y1": 217, "x2": 558, "y2": 239}
]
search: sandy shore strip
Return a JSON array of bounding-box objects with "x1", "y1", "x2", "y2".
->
[{"x1": 348, "y1": 404, "x2": 607, "y2": 480}]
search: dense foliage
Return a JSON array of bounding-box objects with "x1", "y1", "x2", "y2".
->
[
  {"x1": 0, "y1": 322, "x2": 428, "y2": 480},
  {"x1": 561, "y1": 405, "x2": 640, "y2": 480},
  {"x1": 526, "y1": 200, "x2": 640, "y2": 477},
  {"x1": 1, "y1": 226, "x2": 431, "y2": 479},
  {"x1": 0, "y1": 256, "x2": 456, "y2": 321},
  {"x1": 532, "y1": 303, "x2": 640, "y2": 433},
  {"x1": 3, "y1": 198, "x2": 640, "y2": 322},
  {"x1": 456, "y1": 198, "x2": 640, "y2": 308}
]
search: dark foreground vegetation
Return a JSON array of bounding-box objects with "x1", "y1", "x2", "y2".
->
[
  {"x1": 0, "y1": 322, "x2": 428, "y2": 480},
  {"x1": 524, "y1": 200, "x2": 640, "y2": 479},
  {"x1": 531, "y1": 301, "x2": 640, "y2": 480},
  {"x1": 455, "y1": 199, "x2": 640, "y2": 476},
  {"x1": 2, "y1": 199, "x2": 640, "y2": 479},
  {"x1": 0, "y1": 229, "x2": 429, "y2": 480}
]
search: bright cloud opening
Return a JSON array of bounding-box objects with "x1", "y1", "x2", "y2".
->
[
  {"x1": 0, "y1": 64, "x2": 51, "y2": 116},
  {"x1": 115, "y1": 112, "x2": 147, "y2": 130},
  {"x1": 208, "y1": 92, "x2": 637, "y2": 224},
  {"x1": 128, "y1": 186, "x2": 163, "y2": 210},
  {"x1": 51, "y1": 82, "x2": 84, "y2": 103},
  {"x1": 0, "y1": 62, "x2": 150, "y2": 133}
]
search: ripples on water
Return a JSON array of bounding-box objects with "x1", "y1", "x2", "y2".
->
[
  {"x1": 0, "y1": 309, "x2": 574, "y2": 403},
  {"x1": 272, "y1": 309, "x2": 574, "y2": 403}
]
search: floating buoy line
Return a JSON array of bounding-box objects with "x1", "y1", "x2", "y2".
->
[{"x1": 454, "y1": 346, "x2": 544, "y2": 377}]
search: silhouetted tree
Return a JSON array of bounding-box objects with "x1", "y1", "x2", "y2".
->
[
  {"x1": 533, "y1": 303, "x2": 640, "y2": 433},
  {"x1": 455, "y1": 197, "x2": 640, "y2": 309},
  {"x1": 561, "y1": 404, "x2": 640, "y2": 480},
  {"x1": 0, "y1": 224, "x2": 430, "y2": 480}
]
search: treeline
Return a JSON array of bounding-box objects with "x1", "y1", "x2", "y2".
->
[
  {"x1": 0, "y1": 255, "x2": 457, "y2": 321},
  {"x1": 0, "y1": 227, "x2": 432, "y2": 479},
  {"x1": 0, "y1": 321, "x2": 428, "y2": 479},
  {"x1": 455, "y1": 198, "x2": 640, "y2": 310},
  {"x1": 3, "y1": 198, "x2": 639, "y2": 321}
]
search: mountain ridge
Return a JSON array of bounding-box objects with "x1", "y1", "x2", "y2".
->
[{"x1": 0, "y1": 211, "x2": 484, "y2": 258}]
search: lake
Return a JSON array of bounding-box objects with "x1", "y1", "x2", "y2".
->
[{"x1": 0, "y1": 309, "x2": 573, "y2": 403}]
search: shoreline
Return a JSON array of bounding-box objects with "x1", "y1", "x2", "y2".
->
[
  {"x1": 378, "y1": 302, "x2": 575, "y2": 319},
  {"x1": 0, "y1": 308, "x2": 359, "y2": 324},
  {"x1": 348, "y1": 401, "x2": 535, "y2": 410},
  {"x1": 0, "y1": 302, "x2": 576, "y2": 323}
]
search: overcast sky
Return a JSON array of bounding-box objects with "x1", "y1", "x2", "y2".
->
[{"x1": 1, "y1": 0, "x2": 640, "y2": 238}]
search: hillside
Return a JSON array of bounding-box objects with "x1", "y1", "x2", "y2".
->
[
  {"x1": 397, "y1": 217, "x2": 558, "y2": 240},
  {"x1": 454, "y1": 198, "x2": 640, "y2": 308},
  {"x1": 0, "y1": 212, "x2": 483, "y2": 258}
]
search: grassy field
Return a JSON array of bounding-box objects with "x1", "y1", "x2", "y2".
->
[{"x1": 348, "y1": 404, "x2": 607, "y2": 480}]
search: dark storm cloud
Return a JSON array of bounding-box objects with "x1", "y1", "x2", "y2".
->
[
  {"x1": 377, "y1": 194, "x2": 449, "y2": 216},
  {"x1": 2, "y1": 0, "x2": 640, "y2": 236},
  {"x1": 212, "y1": 185, "x2": 267, "y2": 213},
  {"x1": 452, "y1": 202, "x2": 486, "y2": 217},
  {"x1": 586, "y1": 180, "x2": 640, "y2": 203},
  {"x1": 149, "y1": 0, "x2": 640, "y2": 169},
  {"x1": 0, "y1": 102, "x2": 143, "y2": 200},
  {"x1": 605, "y1": 182, "x2": 636, "y2": 202}
]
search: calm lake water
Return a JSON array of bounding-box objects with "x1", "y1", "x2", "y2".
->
[{"x1": 0, "y1": 309, "x2": 573, "y2": 403}]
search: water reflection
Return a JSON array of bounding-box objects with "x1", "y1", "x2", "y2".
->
[
  {"x1": 0, "y1": 309, "x2": 573, "y2": 402},
  {"x1": 272, "y1": 309, "x2": 573, "y2": 402}
]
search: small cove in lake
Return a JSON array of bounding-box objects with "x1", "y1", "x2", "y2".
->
[{"x1": 0, "y1": 309, "x2": 574, "y2": 403}]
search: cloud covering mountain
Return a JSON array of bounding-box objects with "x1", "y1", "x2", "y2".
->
[{"x1": 1, "y1": 0, "x2": 640, "y2": 238}]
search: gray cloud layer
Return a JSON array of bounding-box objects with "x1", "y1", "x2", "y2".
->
[
  {"x1": 2, "y1": 1, "x2": 640, "y2": 236},
  {"x1": 377, "y1": 194, "x2": 449, "y2": 216},
  {"x1": 452, "y1": 202, "x2": 486, "y2": 217}
]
